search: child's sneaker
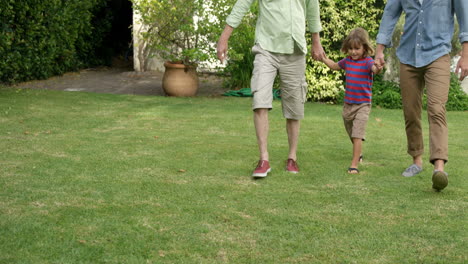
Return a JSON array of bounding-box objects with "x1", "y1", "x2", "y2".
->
[{"x1": 252, "y1": 160, "x2": 271, "y2": 178}]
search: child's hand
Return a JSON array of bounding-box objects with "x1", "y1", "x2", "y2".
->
[
  {"x1": 319, "y1": 53, "x2": 340, "y2": 70},
  {"x1": 375, "y1": 60, "x2": 385, "y2": 69},
  {"x1": 373, "y1": 61, "x2": 384, "y2": 74},
  {"x1": 320, "y1": 53, "x2": 328, "y2": 62}
]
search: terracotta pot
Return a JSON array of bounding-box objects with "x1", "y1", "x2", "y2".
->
[{"x1": 162, "y1": 61, "x2": 199, "y2": 96}]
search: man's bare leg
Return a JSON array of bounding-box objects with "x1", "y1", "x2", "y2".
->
[
  {"x1": 254, "y1": 109, "x2": 269, "y2": 161},
  {"x1": 286, "y1": 119, "x2": 300, "y2": 161}
]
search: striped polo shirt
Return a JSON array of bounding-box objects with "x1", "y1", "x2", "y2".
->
[{"x1": 338, "y1": 56, "x2": 374, "y2": 104}]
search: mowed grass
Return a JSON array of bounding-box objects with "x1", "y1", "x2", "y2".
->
[{"x1": 0, "y1": 88, "x2": 467, "y2": 263}]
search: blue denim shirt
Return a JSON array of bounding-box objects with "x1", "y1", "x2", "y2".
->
[{"x1": 376, "y1": 0, "x2": 468, "y2": 67}]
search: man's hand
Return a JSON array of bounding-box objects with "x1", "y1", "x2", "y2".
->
[
  {"x1": 456, "y1": 43, "x2": 468, "y2": 81},
  {"x1": 217, "y1": 39, "x2": 228, "y2": 63},
  {"x1": 374, "y1": 44, "x2": 386, "y2": 70},
  {"x1": 455, "y1": 57, "x2": 468, "y2": 81},
  {"x1": 217, "y1": 25, "x2": 234, "y2": 64},
  {"x1": 312, "y1": 43, "x2": 325, "y2": 61},
  {"x1": 311, "y1": 33, "x2": 325, "y2": 61}
]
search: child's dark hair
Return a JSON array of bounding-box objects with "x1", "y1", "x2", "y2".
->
[{"x1": 341, "y1": 27, "x2": 374, "y2": 57}]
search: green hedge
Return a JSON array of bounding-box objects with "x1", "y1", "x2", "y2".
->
[{"x1": 0, "y1": 0, "x2": 110, "y2": 84}]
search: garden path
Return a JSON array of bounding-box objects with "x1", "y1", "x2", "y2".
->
[
  {"x1": 11, "y1": 66, "x2": 467, "y2": 96},
  {"x1": 11, "y1": 66, "x2": 227, "y2": 97}
]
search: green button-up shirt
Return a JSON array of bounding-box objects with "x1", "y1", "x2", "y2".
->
[{"x1": 226, "y1": 0, "x2": 322, "y2": 54}]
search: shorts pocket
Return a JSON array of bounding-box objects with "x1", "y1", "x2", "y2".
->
[
  {"x1": 251, "y1": 44, "x2": 262, "y2": 55},
  {"x1": 301, "y1": 81, "x2": 308, "y2": 103}
]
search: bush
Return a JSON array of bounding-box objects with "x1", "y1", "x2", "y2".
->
[
  {"x1": 0, "y1": 0, "x2": 110, "y2": 84},
  {"x1": 371, "y1": 73, "x2": 402, "y2": 109},
  {"x1": 132, "y1": 0, "x2": 224, "y2": 65},
  {"x1": 221, "y1": 21, "x2": 256, "y2": 89}
]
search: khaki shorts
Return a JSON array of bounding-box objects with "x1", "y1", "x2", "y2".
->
[
  {"x1": 342, "y1": 103, "x2": 371, "y2": 141},
  {"x1": 250, "y1": 44, "x2": 307, "y2": 120}
]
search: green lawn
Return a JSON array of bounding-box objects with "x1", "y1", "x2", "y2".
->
[{"x1": 1, "y1": 88, "x2": 467, "y2": 263}]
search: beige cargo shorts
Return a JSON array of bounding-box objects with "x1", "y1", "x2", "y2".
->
[
  {"x1": 250, "y1": 44, "x2": 307, "y2": 120},
  {"x1": 342, "y1": 103, "x2": 371, "y2": 141}
]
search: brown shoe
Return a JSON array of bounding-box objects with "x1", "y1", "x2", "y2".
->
[{"x1": 432, "y1": 170, "x2": 448, "y2": 191}]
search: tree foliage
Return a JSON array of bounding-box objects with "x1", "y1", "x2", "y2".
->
[{"x1": 133, "y1": 0, "x2": 205, "y2": 65}]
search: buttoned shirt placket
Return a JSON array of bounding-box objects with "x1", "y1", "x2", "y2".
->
[{"x1": 415, "y1": 1, "x2": 424, "y2": 67}]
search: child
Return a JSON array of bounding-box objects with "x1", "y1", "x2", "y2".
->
[{"x1": 320, "y1": 27, "x2": 383, "y2": 174}]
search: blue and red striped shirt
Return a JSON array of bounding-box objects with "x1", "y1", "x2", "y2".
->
[{"x1": 338, "y1": 56, "x2": 374, "y2": 104}]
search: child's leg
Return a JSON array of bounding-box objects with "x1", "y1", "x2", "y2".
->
[
  {"x1": 343, "y1": 104, "x2": 361, "y2": 173},
  {"x1": 344, "y1": 104, "x2": 370, "y2": 174},
  {"x1": 350, "y1": 138, "x2": 362, "y2": 170}
]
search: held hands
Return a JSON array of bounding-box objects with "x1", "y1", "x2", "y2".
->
[
  {"x1": 374, "y1": 60, "x2": 385, "y2": 73},
  {"x1": 374, "y1": 60, "x2": 385, "y2": 70},
  {"x1": 311, "y1": 33, "x2": 325, "y2": 61},
  {"x1": 375, "y1": 63, "x2": 384, "y2": 71},
  {"x1": 311, "y1": 42, "x2": 326, "y2": 61},
  {"x1": 374, "y1": 49, "x2": 386, "y2": 73},
  {"x1": 374, "y1": 44, "x2": 386, "y2": 70},
  {"x1": 319, "y1": 52, "x2": 328, "y2": 62}
]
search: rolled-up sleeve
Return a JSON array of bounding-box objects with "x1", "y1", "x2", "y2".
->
[
  {"x1": 376, "y1": 0, "x2": 403, "y2": 47},
  {"x1": 306, "y1": 0, "x2": 322, "y2": 33},
  {"x1": 455, "y1": 0, "x2": 468, "y2": 43},
  {"x1": 226, "y1": 0, "x2": 255, "y2": 28}
]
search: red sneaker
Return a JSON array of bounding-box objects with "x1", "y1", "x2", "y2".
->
[
  {"x1": 286, "y1": 159, "x2": 299, "y2": 173},
  {"x1": 252, "y1": 160, "x2": 271, "y2": 178}
]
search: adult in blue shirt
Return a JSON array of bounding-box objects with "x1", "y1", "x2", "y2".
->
[{"x1": 375, "y1": 0, "x2": 468, "y2": 191}]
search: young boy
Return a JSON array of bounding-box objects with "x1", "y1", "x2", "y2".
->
[{"x1": 320, "y1": 27, "x2": 382, "y2": 174}]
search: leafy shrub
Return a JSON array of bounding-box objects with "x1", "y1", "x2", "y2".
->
[
  {"x1": 306, "y1": 59, "x2": 344, "y2": 103},
  {"x1": 0, "y1": 0, "x2": 110, "y2": 84},
  {"x1": 371, "y1": 73, "x2": 402, "y2": 109},
  {"x1": 132, "y1": 0, "x2": 223, "y2": 65},
  {"x1": 221, "y1": 23, "x2": 256, "y2": 89}
]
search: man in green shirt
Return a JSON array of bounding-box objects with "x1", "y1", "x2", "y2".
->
[{"x1": 217, "y1": 0, "x2": 325, "y2": 178}]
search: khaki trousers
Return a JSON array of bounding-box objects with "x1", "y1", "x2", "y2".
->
[{"x1": 399, "y1": 55, "x2": 450, "y2": 164}]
